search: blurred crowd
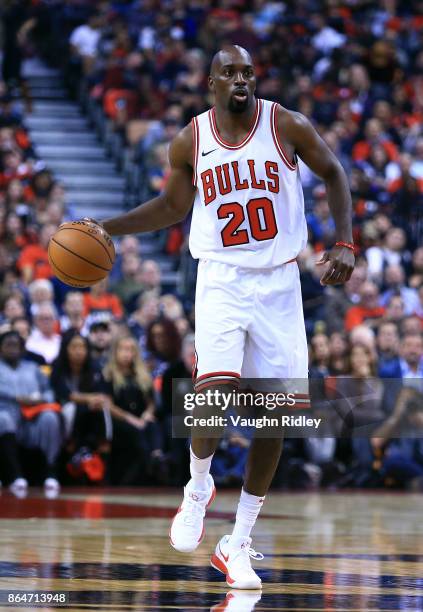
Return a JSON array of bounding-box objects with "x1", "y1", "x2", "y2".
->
[{"x1": 0, "y1": 0, "x2": 422, "y2": 496}]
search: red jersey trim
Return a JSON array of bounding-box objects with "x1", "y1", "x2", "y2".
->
[
  {"x1": 195, "y1": 379, "x2": 240, "y2": 392},
  {"x1": 192, "y1": 117, "x2": 199, "y2": 186},
  {"x1": 208, "y1": 99, "x2": 262, "y2": 150},
  {"x1": 271, "y1": 103, "x2": 297, "y2": 171},
  {"x1": 195, "y1": 370, "x2": 241, "y2": 383}
]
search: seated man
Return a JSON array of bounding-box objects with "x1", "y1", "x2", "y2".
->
[{"x1": 0, "y1": 330, "x2": 62, "y2": 497}]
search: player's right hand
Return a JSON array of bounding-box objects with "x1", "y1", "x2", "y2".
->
[{"x1": 82, "y1": 216, "x2": 103, "y2": 228}]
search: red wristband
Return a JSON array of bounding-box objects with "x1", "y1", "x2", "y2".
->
[{"x1": 335, "y1": 241, "x2": 355, "y2": 252}]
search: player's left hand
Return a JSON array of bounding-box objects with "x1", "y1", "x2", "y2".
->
[{"x1": 316, "y1": 245, "x2": 355, "y2": 286}]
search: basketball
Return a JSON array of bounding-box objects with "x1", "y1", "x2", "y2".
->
[{"x1": 48, "y1": 221, "x2": 115, "y2": 288}]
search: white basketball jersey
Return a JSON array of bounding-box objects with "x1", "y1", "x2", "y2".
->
[{"x1": 189, "y1": 99, "x2": 308, "y2": 268}]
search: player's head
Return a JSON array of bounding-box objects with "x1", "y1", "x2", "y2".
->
[{"x1": 208, "y1": 45, "x2": 256, "y2": 114}]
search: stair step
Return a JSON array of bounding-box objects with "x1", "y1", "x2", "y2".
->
[
  {"x1": 29, "y1": 89, "x2": 68, "y2": 99},
  {"x1": 32, "y1": 101, "x2": 79, "y2": 112},
  {"x1": 150, "y1": 257, "x2": 174, "y2": 272},
  {"x1": 70, "y1": 204, "x2": 126, "y2": 219},
  {"x1": 58, "y1": 174, "x2": 125, "y2": 189},
  {"x1": 31, "y1": 132, "x2": 98, "y2": 145},
  {"x1": 31, "y1": 107, "x2": 82, "y2": 118},
  {"x1": 161, "y1": 271, "x2": 180, "y2": 284},
  {"x1": 140, "y1": 242, "x2": 162, "y2": 255},
  {"x1": 26, "y1": 117, "x2": 89, "y2": 130},
  {"x1": 36, "y1": 144, "x2": 107, "y2": 160},
  {"x1": 27, "y1": 76, "x2": 63, "y2": 85},
  {"x1": 22, "y1": 59, "x2": 61, "y2": 78},
  {"x1": 46, "y1": 160, "x2": 117, "y2": 175},
  {"x1": 67, "y1": 191, "x2": 124, "y2": 205}
]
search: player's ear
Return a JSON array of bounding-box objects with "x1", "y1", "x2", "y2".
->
[{"x1": 208, "y1": 75, "x2": 215, "y2": 93}]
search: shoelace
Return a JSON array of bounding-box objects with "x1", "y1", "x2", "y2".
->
[
  {"x1": 247, "y1": 546, "x2": 264, "y2": 561},
  {"x1": 182, "y1": 492, "x2": 208, "y2": 526},
  {"x1": 232, "y1": 543, "x2": 264, "y2": 569}
]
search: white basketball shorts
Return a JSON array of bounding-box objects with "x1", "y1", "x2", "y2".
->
[{"x1": 193, "y1": 258, "x2": 309, "y2": 407}]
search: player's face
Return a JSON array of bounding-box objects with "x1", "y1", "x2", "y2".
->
[{"x1": 211, "y1": 59, "x2": 256, "y2": 114}]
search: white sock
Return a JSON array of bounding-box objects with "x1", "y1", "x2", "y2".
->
[
  {"x1": 230, "y1": 488, "x2": 265, "y2": 542},
  {"x1": 189, "y1": 446, "x2": 213, "y2": 490}
]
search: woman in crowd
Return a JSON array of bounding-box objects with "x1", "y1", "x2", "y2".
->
[
  {"x1": 328, "y1": 332, "x2": 349, "y2": 375},
  {"x1": 335, "y1": 343, "x2": 386, "y2": 487},
  {"x1": 145, "y1": 317, "x2": 182, "y2": 382},
  {"x1": 50, "y1": 329, "x2": 108, "y2": 455},
  {"x1": 102, "y1": 334, "x2": 167, "y2": 485}
]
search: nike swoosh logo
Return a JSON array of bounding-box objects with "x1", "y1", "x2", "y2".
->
[
  {"x1": 202, "y1": 148, "x2": 218, "y2": 157},
  {"x1": 219, "y1": 544, "x2": 229, "y2": 562}
]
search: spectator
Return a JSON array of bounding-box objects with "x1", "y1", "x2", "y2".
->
[
  {"x1": 102, "y1": 335, "x2": 166, "y2": 484},
  {"x1": 128, "y1": 291, "x2": 160, "y2": 344},
  {"x1": 160, "y1": 332, "x2": 195, "y2": 485},
  {"x1": 306, "y1": 186, "x2": 336, "y2": 249},
  {"x1": 400, "y1": 315, "x2": 422, "y2": 337},
  {"x1": 88, "y1": 318, "x2": 113, "y2": 371},
  {"x1": 309, "y1": 333, "x2": 331, "y2": 378},
  {"x1": 347, "y1": 344, "x2": 377, "y2": 379},
  {"x1": 328, "y1": 331, "x2": 349, "y2": 375},
  {"x1": 50, "y1": 330, "x2": 107, "y2": 454},
  {"x1": 109, "y1": 235, "x2": 141, "y2": 283},
  {"x1": 417, "y1": 285, "x2": 423, "y2": 323},
  {"x1": 297, "y1": 246, "x2": 325, "y2": 333},
  {"x1": 110, "y1": 253, "x2": 144, "y2": 312},
  {"x1": 159, "y1": 294, "x2": 184, "y2": 322},
  {"x1": 380, "y1": 265, "x2": 419, "y2": 315},
  {"x1": 145, "y1": 317, "x2": 182, "y2": 381},
  {"x1": 379, "y1": 333, "x2": 423, "y2": 380},
  {"x1": 137, "y1": 259, "x2": 162, "y2": 294},
  {"x1": 349, "y1": 325, "x2": 377, "y2": 361},
  {"x1": 2, "y1": 210, "x2": 34, "y2": 259},
  {"x1": 11, "y1": 316, "x2": 45, "y2": 365},
  {"x1": 377, "y1": 321, "x2": 400, "y2": 372},
  {"x1": 384, "y1": 294, "x2": 406, "y2": 325},
  {"x1": 17, "y1": 223, "x2": 57, "y2": 283},
  {"x1": 345, "y1": 282, "x2": 385, "y2": 332},
  {"x1": 311, "y1": 14, "x2": 346, "y2": 55},
  {"x1": 28, "y1": 278, "x2": 54, "y2": 316},
  {"x1": 83, "y1": 277, "x2": 124, "y2": 320},
  {"x1": 371, "y1": 378, "x2": 423, "y2": 490},
  {"x1": 26, "y1": 302, "x2": 61, "y2": 364},
  {"x1": 59, "y1": 291, "x2": 86, "y2": 334},
  {"x1": 0, "y1": 293, "x2": 25, "y2": 324},
  {"x1": 409, "y1": 247, "x2": 423, "y2": 289},
  {"x1": 69, "y1": 11, "x2": 104, "y2": 75},
  {"x1": 0, "y1": 330, "x2": 62, "y2": 497},
  {"x1": 324, "y1": 263, "x2": 368, "y2": 334},
  {"x1": 365, "y1": 227, "x2": 410, "y2": 284}
]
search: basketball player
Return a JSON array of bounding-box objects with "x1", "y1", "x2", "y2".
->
[{"x1": 90, "y1": 45, "x2": 355, "y2": 589}]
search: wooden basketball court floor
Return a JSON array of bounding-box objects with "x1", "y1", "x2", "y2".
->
[{"x1": 0, "y1": 487, "x2": 422, "y2": 611}]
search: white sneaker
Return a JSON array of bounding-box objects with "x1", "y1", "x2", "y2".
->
[
  {"x1": 9, "y1": 478, "x2": 28, "y2": 498},
  {"x1": 169, "y1": 474, "x2": 216, "y2": 553},
  {"x1": 44, "y1": 478, "x2": 60, "y2": 499},
  {"x1": 210, "y1": 535, "x2": 263, "y2": 589}
]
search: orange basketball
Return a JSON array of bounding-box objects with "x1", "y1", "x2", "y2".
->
[{"x1": 48, "y1": 220, "x2": 115, "y2": 288}]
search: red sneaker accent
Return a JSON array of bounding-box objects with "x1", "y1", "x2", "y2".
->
[
  {"x1": 211, "y1": 552, "x2": 236, "y2": 584},
  {"x1": 207, "y1": 486, "x2": 216, "y2": 508},
  {"x1": 211, "y1": 553, "x2": 227, "y2": 574},
  {"x1": 219, "y1": 543, "x2": 229, "y2": 562}
]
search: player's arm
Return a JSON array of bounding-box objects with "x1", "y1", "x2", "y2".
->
[
  {"x1": 100, "y1": 124, "x2": 195, "y2": 236},
  {"x1": 280, "y1": 109, "x2": 355, "y2": 286}
]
